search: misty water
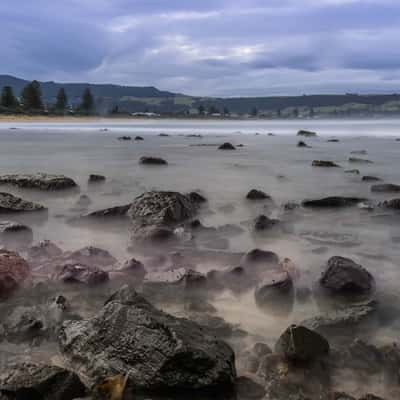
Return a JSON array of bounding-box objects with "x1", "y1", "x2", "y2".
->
[{"x1": 1, "y1": 118, "x2": 400, "y2": 398}]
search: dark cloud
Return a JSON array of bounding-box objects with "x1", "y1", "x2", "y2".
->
[{"x1": 1, "y1": 0, "x2": 400, "y2": 95}]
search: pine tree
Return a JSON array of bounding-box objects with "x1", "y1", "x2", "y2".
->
[
  {"x1": 21, "y1": 80, "x2": 43, "y2": 110},
  {"x1": 198, "y1": 105, "x2": 205, "y2": 115},
  {"x1": 55, "y1": 88, "x2": 68, "y2": 112},
  {"x1": 1, "y1": 86, "x2": 19, "y2": 108},
  {"x1": 80, "y1": 88, "x2": 94, "y2": 114},
  {"x1": 251, "y1": 107, "x2": 258, "y2": 116}
]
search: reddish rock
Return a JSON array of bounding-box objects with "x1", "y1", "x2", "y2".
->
[{"x1": 0, "y1": 250, "x2": 30, "y2": 299}]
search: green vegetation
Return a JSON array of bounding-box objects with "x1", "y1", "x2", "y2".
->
[
  {"x1": 55, "y1": 88, "x2": 68, "y2": 113},
  {"x1": 21, "y1": 80, "x2": 43, "y2": 111},
  {"x1": 1, "y1": 86, "x2": 19, "y2": 109}
]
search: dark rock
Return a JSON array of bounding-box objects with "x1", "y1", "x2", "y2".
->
[
  {"x1": 275, "y1": 324, "x2": 329, "y2": 362},
  {"x1": 348, "y1": 157, "x2": 373, "y2": 164},
  {"x1": 218, "y1": 142, "x2": 236, "y2": 150},
  {"x1": 253, "y1": 342, "x2": 273, "y2": 358},
  {"x1": 351, "y1": 150, "x2": 367, "y2": 155},
  {"x1": 55, "y1": 263, "x2": 109, "y2": 286},
  {"x1": 0, "y1": 173, "x2": 77, "y2": 191},
  {"x1": 380, "y1": 198, "x2": 400, "y2": 209},
  {"x1": 297, "y1": 141, "x2": 310, "y2": 148},
  {"x1": 159, "y1": 133, "x2": 169, "y2": 137},
  {"x1": 254, "y1": 215, "x2": 279, "y2": 231},
  {"x1": 0, "y1": 250, "x2": 30, "y2": 299},
  {"x1": 358, "y1": 395, "x2": 385, "y2": 400},
  {"x1": 67, "y1": 246, "x2": 117, "y2": 267},
  {"x1": 246, "y1": 189, "x2": 270, "y2": 200},
  {"x1": 241, "y1": 249, "x2": 280, "y2": 267},
  {"x1": 88, "y1": 174, "x2": 105, "y2": 183},
  {"x1": 0, "y1": 221, "x2": 32, "y2": 248},
  {"x1": 319, "y1": 256, "x2": 375, "y2": 298},
  {"x1": 0, "y1": 192, "x2": 46, "y2": 213},
  {"x1": 297, "y1": 130, "x2": 317, "y2": 137},
  {"x1": 302, "y1": 196, "x2": 365, "y2": 208},
  {"x1": 187, "y1": 191, "x2": 207, "y2": 204},
  {"x1": 371, "y1": 183, "x2": 400, "y2": 193},
  {"x1": 78, "y1": 204, "x2": 131, "y2": 219},
  {"x1": 333, "y1": 392, "x2": 356, "y2": 400},
  {"x1": 235, "y1": 376, "x2": 266, "y2": 400},
  {"x1": 312, "y1": 160, "x2": 340, "y2": 167},
  {"x1": 118, "y1": 136, "x2": 131, "y2": 140},
  {"x1": 139, "y1": 156, "x2": 168, "y2": 165},
  {"x1": 59, "y1": 285, "x2": 236, "y2": 391},
  {"x1": 362, "y1": 176, "x2": 381, "y2": 182},
  {"x1": 134, "y1": 136, "x2": 144, "y2": 141},
  {"x1": 345, "y1": 169, "x2": 360, "y2": 174},
  {"x1": 0, "y1": 362, "x2": 86, "y2": 400},
  {"x1": 327, "y1": 139, "x2": 340, "y2": 142}
]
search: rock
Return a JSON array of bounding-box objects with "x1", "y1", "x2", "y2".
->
[
  {"x1": 348, "y1": 157, "x2": 373, "y2": 164},
  {"x1": 0, "y1": 362, "x2": 86, "y2": 400},
  {"x1": 59, "y1": 285, "x2": 236, "y2": 392},
  {"x1": 134, "y1": 136, "x2": 144, "y2": 141},
  {"x1": 345, "y1": 169, "x2": 360, "y2": 174},
  {"x1": 333, "y1": 392, "x2": 356, "y2": 400},
  {"x1": 381, "y1": 198, "x2": 400, "y2": 209},
  {"x1": 275, "y1": 325, "x2": 329, "y2": 362},
  {"x1": 218, "y1": 142, "x2": 236, "y2": 150},
  {"x1": 116, "y1": 258, "x2": 146, "y2": 282},
  {"x1": 67, "y1": 246, "x2": 117, "y2": 267},
  {"x1": 75, "y1": 195, "x2": 92, "y2": 207},
  {"x1": 302, "y1": 196, "x2": 365, "y2": 208},
  {"x1": 351, "y1": 150, "x2": 367, "y2": 155},
  {"x1": 118, "y1": 136, "x2": 131, "y2": 140},
  {"x1": 139, "y1": 156, "x2": 168, "y2": 165},
  {"x1": 27, "y1": 240, "x2": 63, "y2": 261},
  {"x1": 78, "y1": 204, "x2": 131, "y2": 220},
  {"x1": 254, "y1": 271, "x2": 294, "y2": 315},
  {"x1": 0, "y1": 173, "x2": 77, "y2": 191},
  {"x1": 55, "y1": 263, "x2": 109, "y2": 286},
  {"x1": 361, "y1": 176, "x2": 380, "y2": 182},
  {"x1": 371, "y1": 183, "x2": 400, "y2": 193},
  {"x1": 128, "y1": 191, "x2": 197, "y2": 227},
  {"x1": 0, "y1": 221, "x2": 32, "y2": 248},
  {"x1": 131, "y1": 224, "x2": 176, "y2": 245},
  {"x1": 0, "y1": 192, "x2": 46, "y2": 213},
  {"x1": 0, "y1": 250, "x2": 30, "y2": 299},
  {"x1": 297, "y1": 130, "x2": 317, "y2": 137},
  {"x1": 159, "y1": 133, "x2": 169, "y2": 137},
  {"x1": 235, "y1": 376, "x2": 266, "y2": 399},
  {"x1": 312, "y1": 160, "x2": 340, "y2": 167},
  {"x1": 297, "y1": 141, "x2": 310, "y2": 148},
  {"x1": 187, "y1": 191, "x2": 207, "y2": 204},
  {"x1": 241, "y1": 249, "x2": 280, "y2": 268},
  {"x1": 246, "y1": 189, "x2": 270, "y2": 200},
  {"x1": 319, "y1": 256, "x2": 375, "y2": 298},
  {"x1": 254, "y1": 215, "x2": 279, "y2": 231},
  {"x1": 88, "y1": 174, "x2": 105, "y2": 183},
  {"x1": 327, "y1": 139, "x2": 340, "y2": 142}
]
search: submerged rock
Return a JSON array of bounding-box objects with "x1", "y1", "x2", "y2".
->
[
  {"x1": 27, "y1": 240, "x2": 63, "y2": 262},
  {"x1": 275, "y1": 325, "x2": 329, "y2": 362},
  {"x1": 371, "y1": 183, "x2": 400, "y2": 193},
  {"x1": 78, "y1": 204, "x2": 131, "y2": 220},
  {"x1": 246, "y1": 189, "x2": 270, "y2": 200},
  {"x1": 297, "y1": 140, "x2": 310, "y2": 148},
  {"x1": 254, "y1": 215, "x2": 279, "y2": 231},
  {"x1": 0, "y1": 173, "x2": 77, "y2": 191},
  {"x1": 348, "y1": 157, "x2": 373, "y2": 164},
  {"x1": 139, "y1": 156, "x2": 168, "y2": 165},
  {"x1": 297, "y1": 130, "x2": 317, "y2": 137},
  {"x1": 218, "y1": 142, "x2": 236, "y2": 150},
  {"x1": 59, "y1": 285, "x2": 236, "y2": 392},
  {"x1": 0, "y1": 221, "x2": 32, "y2": 248},
  {"x1": 0, "y1": 250, "x2": 30, "y2": 299},
  {"x1": 312, "y1": 160, "x2": 340, "y2": 167},
  {"x1": 345, "y1": 169, "x2": 360, "y2": 175},
  {"x1": 88, "y1": 174, "x2": 105, "y2": 183},
  {"x1": 118, "y1": 136, "x2": 131, "y2": 141},
  {"x1": 327, "y1": 139, "x2": 340, "y2": 143},
  {"x1": 241, "y1": 248, "x2": 280, "y2": 267},
  {"x1": 351, "y1": 150, "x2": 367, "y2": 155},
  {"x1": 134, "y1": 136, "x2": 144, "y2": 141},
  {"x1": 0, "y1": 362, "x2": 86, "y2": 400},
  {"x1": 362, "y1": 176, "x2": 381, "y2": 182},
  {"x1": 0, "y1": 192, "x2": 46, "y2": 213},
  {"x1": 302, "y1": 196, "x2": 365, "y2": 208}
]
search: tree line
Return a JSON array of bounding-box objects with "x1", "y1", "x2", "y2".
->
[{"x1": 0, "y1": 80, "x2": 95, "y2": 115}]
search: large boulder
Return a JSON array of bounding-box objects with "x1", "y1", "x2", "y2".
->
[
  {"x1": 319, "y1": 256, "x2": 375, "y2": 298},
  {"x1": 0, "y1": 173, "x2": 77, "y2": 191},
  {"x1": 371, "y1": 183, "x2": 400, "y2": 193},
  {"x1": 275, "y1": 325, "x2": 329, "y2": 362},
  {"x1": 246, "y1": 189, "x2": 270, "y2": 200},
  {"x1": 0, "y1": 250, "x2": 30, "y2": 299},
  {"x1": 59, "y1": 285, "x2": 236, "y2": 392},
  {"x1": 0, "y1": 193, "x2": 46, "y2": 213},
  {"x1": 302, "y1": 197, "x2": 365, "y2": 208},
  {"x1": 0, "y1": 362, "x2": 86, "y2": 400}
]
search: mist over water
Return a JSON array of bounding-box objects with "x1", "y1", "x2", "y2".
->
[{"x1": 1, "y1": 118, "x2": 400, "y2": 397}]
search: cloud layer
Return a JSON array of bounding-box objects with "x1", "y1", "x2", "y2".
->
[{"x1": 1, "y1": 0, "x2": 400, "y2": 96}]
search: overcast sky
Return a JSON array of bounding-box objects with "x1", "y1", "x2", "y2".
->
[{"x1": 2, "y1": 0, "x2": 400, "y2": 96}]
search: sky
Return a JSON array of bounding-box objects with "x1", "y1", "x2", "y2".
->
[{"x1": 2, "y1": 0, "x2": 400, "y2": 97}]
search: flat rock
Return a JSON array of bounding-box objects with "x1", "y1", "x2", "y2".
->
[
  {"x1": 371, "y1": 183, "x2": 400, "y2": 193},
  {"x1": 59, "y1": 285, "x2": 236, "y2": 392},
  {"x1": 302, "y1": 196, "x2": 365, "y2": 208},
  {"x1": 0, "y1": 173, "x2": 77, "y2": 191},
  {"x1": 139, "y1": 156, "x2": 168, "y2": 165},
  {"x1": 362, "y1": 176, "x2": 381, "y2": 182},
  {"x1": 0, "y1": 192, "x2": 46, "y2": 213},
  {"x1": 88, "y1": 174, "x2": 105, "y2": 183},
  {"x1": 348, "y1": 157, "x2": 373, "y2": 164},
  {"x1": 78, "y1": 204, "x2": 131, "y2": 220},
  {"x1": 297, "y1": 130, "x2": 317, "y2": 137},
  {"x1": 312, "y1": 160, "x2": 340, "y2": 167}
]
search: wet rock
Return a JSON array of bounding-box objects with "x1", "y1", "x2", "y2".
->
[
  {"x1": 218, "y1": 142, "x2": 236, "y2": 150},
  {"x1": 78, "y1": 204, "x2": 131, "y2": 219},
  {"x1": 275, "y1": 325, "x2": 329, "y2": 362},
  {"x1": 67, "y1": 246, "x2": 117, "y2": 267},
  {"x1": 159, "y1": 133, "x2": 169, "y2": 137},
  {"x1": 246, "y1": 189, "x2": 270, "y2": 200},
  {"x1": 312, "y1": 160, "x2": 340, "y2": 167},
  {"x1": 319, "y1": 256, "x2": 375, "y2": 298},
  {"x1": 88, "y1": 174, "x2": 105, "y2": 183},
  {"x1": 235, "y1": 376, "x2": 266, "y2": 400},
  {"x1": 118, "y1": 135, "x2": 131, "y2": 141},
  {"x1": 327, "y1": 139, "x2": 340, "y2": 142},
  {"x1": 302, "y1": 196, "x2": 365, "y2": 208},
  {"x1": 187, "y1": 191, "x2": 207, "y2": 204},
  {"x1": 297, "y1": 130, "x2": 317, "y2": 137},
  {"x1": 0, "y1": 362, "x2": 86, "y2": 400},
  {"x1": 0, "y1": 173, "x2": 77, "y2": 191},
  {"x1": 380, "y1": 198, "x2": 400, "y2": 209},
  {"x1": 254, "y1": 215, "x2": 279, "y2": 231},
  {"x1": 139, "y1": 156, "x2": 168, "y2": 165},
  {"x1": 241, "y1": 249, "x2": 280, "y2": 268},
  {"x1": 27, "y1": 240, "x2": 63, "y2": 262},
  {"x1": 254, "y1": 271, "x2": 294, "y2": 315},
  {"x1": 0, "y1": 221, "x2": 32, "y2": 248},
  {"x1": 362, "y1": 176, "x2": 381, "y2": 182},
  {"x1": 371, "y1": 183, "x2": 400, "y2": 193},
  {"x1": 116, "y1": 258, "x2": 146, "y2": 282},
  {"x1": 348, "y1": 157, "x2": 373, "y2": 164},
  {"x1": 0, "y1": 192, "x2": 46, "y2": 213},
  {"x1": 131, "y1": 224, "x2": 176, "y2": 245},
  {"x1": 185, "y1": 299, "x2": 217, "y2": 314},
  {"x1": 345, "y1": 169, "x2": 360, "y2": 174},
  {"x1": 297, "y1": 140, "x2": 310, "y2": 148},
  {"x1": 59, "y1": 285, "x2": 236, "y2": 391},
  {"x1": 0, "y1": 250, "x2": 30, "y2": 299},
  {"x1": 55, "y1": 263, "x2": 109, "y2": 286},
  {"x1": 134, "y1": 136, "x2": 144, "y2": 141},
  {"x1": 75, "y1": 195, "x2": 92, "y2": 207}
]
